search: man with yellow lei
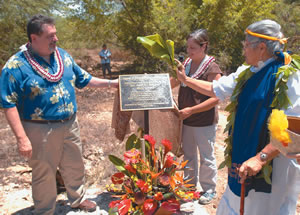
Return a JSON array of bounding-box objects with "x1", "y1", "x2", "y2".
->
[{"x1": 176, "y1": 19, "x2": 300, "y2": 215}]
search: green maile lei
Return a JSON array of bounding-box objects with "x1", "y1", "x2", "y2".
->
[{"x1": 219, "y1": 54, "x2": 300, "y2": 184}]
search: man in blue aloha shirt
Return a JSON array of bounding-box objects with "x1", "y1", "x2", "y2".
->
[
  {"x1": 0, "y1": 14, "x2": 118, "y2": 215},
  {"x1": 98, "y1": 44, "x2": 112, "y2": 79}
]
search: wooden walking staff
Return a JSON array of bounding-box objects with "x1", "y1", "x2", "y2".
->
[{"x1": 240, "y1": 181, "x2": 245, "y2": 215}]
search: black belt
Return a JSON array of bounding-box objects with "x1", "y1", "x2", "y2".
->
[{"x1": 22, "y1": 114, "x2": 74, "y2": 124}]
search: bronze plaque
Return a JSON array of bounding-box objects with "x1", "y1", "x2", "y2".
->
[{"x1": 119, "y1": 74, "x2": 174, "y2": 111}]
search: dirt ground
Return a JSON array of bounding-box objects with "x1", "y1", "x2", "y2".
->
[{"x1": 0, "y1": 49, "x2": 299, "y2": 214}]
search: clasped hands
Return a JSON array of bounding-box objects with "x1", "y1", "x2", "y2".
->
[{"x1": 178, "y1": 107, "x2": 193, "y2": 120}]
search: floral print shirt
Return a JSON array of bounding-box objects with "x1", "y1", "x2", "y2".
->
[{"x1": 0, "y1": 47, "x2": 92, "y2": 120}]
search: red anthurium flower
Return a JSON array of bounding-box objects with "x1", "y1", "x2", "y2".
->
[
  {"x1": 154, "y1": 192, "x2": 163, "y2": 201},
  {"x1": 118, "y1": 199, "x2": 131, "y2": 215},
  {"x1": 160, "y1": 198, "x2": 180, "y2": 213},
  {"x1": 142, "y1": 199, "x2": 158, "y2": 215},
  {"x1": 164, "y1": 155, "x2": 175, "y2": 168},
  {"x1": 111, "y1": 172, "x2": 125, "y2": 184},
  {"x1": 124, "y1": 164, "x2": 136, "y2": 174},
  {"x1": 109, "y1": 199, "x2": 122, "y2": 208},
  {"x1": 136, "y1": 179, "x2": 149, "y2": 193},
  {"x1": 124, "y1": 148, "x2": 141, "y2": 164},
  {"x1": 144, "y1": 134, "x2": 156, "y2": 148},
  {"x1": 158, "y1": 173, "x2": 170, "y2": 186},
  {"x1": 161, "y1": 139, "x2": 172, "y2": 154}
]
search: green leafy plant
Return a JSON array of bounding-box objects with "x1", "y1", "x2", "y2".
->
[{"x1": 137, "y1": 34, "x2": 177, "y2": 78}]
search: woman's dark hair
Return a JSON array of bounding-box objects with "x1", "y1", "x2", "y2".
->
[
  {"x1": 187, "y1": 29, "x2": 209, "y2": 53},
  {"x1": 27, "y1": 14, "x2": 55, "y2": 42}
]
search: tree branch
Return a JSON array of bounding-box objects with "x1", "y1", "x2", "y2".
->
[{"x1": 119, "y1": 0, "x2": 137, "y2": 24}]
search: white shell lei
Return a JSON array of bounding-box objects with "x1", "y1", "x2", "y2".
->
[
  {"x1": 181, "y1": 55, "x2": 215, "y2": 87},
  {"x1": 24, "y1": 43, "x2": 64, "y2": 82}
]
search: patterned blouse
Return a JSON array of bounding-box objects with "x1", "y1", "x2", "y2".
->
[{"x1": 0, "y1": 47, "x2": 92, "y2": 120}]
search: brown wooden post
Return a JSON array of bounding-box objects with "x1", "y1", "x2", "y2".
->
[{"x1": 144, "y1": 110, "x2": 149, "y2": 135}]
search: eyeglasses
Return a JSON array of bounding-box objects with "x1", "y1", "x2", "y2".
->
[{"x1": 241, "y1": 40, "x2": 259, "y2": 49}]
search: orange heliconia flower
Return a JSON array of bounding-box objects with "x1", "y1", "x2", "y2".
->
[{"x1": 179, "y1": 160, "x2": 188, "y2": 169}]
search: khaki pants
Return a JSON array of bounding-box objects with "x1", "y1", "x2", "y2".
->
[
  {"x1": 182, "y1": 124, "x2": 217, "y2": 192},
  {"x1": 23, "y1": 115, "x2": 85, "y2": 215}
]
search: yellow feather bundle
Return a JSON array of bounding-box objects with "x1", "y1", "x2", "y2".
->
[{"x1": 268, "y1": 109, "x2": 291, "y2": 147}]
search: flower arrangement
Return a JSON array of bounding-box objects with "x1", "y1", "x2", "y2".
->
[
  {"x1": 268, "y1": 109, "x2": 291, "y2": 147},
  {"x1": 107, "y1": 134, "x2": 199, "y2": 215}
]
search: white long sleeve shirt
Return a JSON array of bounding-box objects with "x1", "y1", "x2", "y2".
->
[{"x1": 213, "y1": 58, "x2": 300, "y2": 117}]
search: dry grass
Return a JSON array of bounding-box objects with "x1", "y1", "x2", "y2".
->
[{"x1": 76, "y1": 87, "x2": 126, "y2": 186}]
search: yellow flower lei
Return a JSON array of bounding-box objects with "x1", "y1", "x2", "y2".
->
[{"x1": 268, "y1": 109, "x2": 291, "y2": 146}]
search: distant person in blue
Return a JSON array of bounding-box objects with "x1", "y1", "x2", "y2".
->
[
  {"x1": 0, "y1": 14, "x2": 118, "y2": 214},
  {"x1": 99, "y1": 44, "x2": 112, "y2": 79}
]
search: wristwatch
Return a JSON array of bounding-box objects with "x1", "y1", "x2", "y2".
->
[{"x1": 259, "y1": 152, "x2": 268, "y2": 162}]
